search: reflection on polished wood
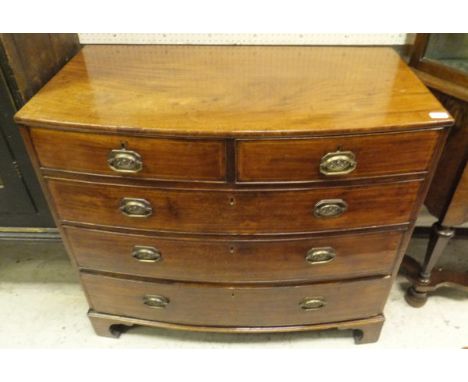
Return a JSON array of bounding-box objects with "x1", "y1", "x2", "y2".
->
[
  {"x1": 82, "y1": 272, "x2": 391, "y2": 327},
  {"x1": 64, "y1": 226, "x2": 404, "y2": 283},
  {"x1": 16, "y1": 45, "x2": 452, "y2": 343},
  {"x1": 16, "y1": 45, "x2": 451, "y2": 137},
  {"x1": 46, "y1": 178, "x2": 421, "y2": 234}
]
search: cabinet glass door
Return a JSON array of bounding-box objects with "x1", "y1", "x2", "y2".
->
[{"x1": 424, "y1": 33, "x2": 468, "y2": 74}]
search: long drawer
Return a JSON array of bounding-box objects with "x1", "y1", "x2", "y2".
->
[
  {"x1": 47, "y1": 178, "x2": 420, "y2": 234},
  {"x1": 66, "y1": 226, "x2": 403, "y2": 283},
  {"x1": 237, "y1": 130, "x2": 441, "y2": 183},
  {"x1": 81, "y1": 273, "x2": 392, "y2": 327},
  {"x1": 29, "y1": 128, "x2": 227, "y2": 182}
]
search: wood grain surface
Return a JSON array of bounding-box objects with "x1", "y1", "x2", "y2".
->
[
  {"x1": 15, "y1": 45, "x2": 452, "y2": 137},
  {"x1": 87, "y1": 310, "x2": 384, "y2": 343},
  {"x1": 0, "y1": 33, "x2": 80, "y2": 106},
  {"x1": 424, "y1": 91, "x2": 467, "y2": 225},
  {"x1": 47, "y1": 178, "x2": 421, "y2": 234},
  {"x1": 237, "y1": 129, "x2": 441, "y2": 182},
  {"x1": 65, "y1": 226, "x2": 403, "y2": 283},
  {"x1": 13, "y1": 44, "x2": 453, "y2": 340},
  {"x1": 81, "y1": 272, "x2": 392, "y2": 327},
  {"x1": 30, "y1": 127, "x2": 226, "y2": 182},
  {"x1": 442, "y1": 158, "x2": 467, "y2": 226}
]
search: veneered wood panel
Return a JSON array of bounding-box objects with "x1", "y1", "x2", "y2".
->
[
  {"x1": 443, "y1": 163, "x2": 468, "y2": 226},
  {"x1": 237, "y1": 130, "x2": 441, "y2": 182},
  {"x1": 47, "y1": 178, "x2": 421, "y2": 234},
  {"x1": 65, "y1": 226, "x2": 403, "y2": 283},
  {"x1": 15, "y1": 45, "x2": 452, "y2": 137},
  {"x1": 81, "y1": 273, "x2": 392, "y2": 327},
  {"x1": 30, "y1": 127, "x2": 226, "y2": 182},
  {"x1": 0, "y1": 33, "x2": 80, "y2": 106},
  {"x1": 425, "y1": 91, "x2": 467, "y2": 222},
  {"x1": 11, "y1": 43, "x2": 451, "y2": 339}
]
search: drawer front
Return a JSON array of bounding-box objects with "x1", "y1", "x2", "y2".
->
[
  {"x1": 237, "y1": 130, "x2": 441, "y2": 182},
  {"x1": 48, "y1": 179, "x2": 420, "y2": 234},
  {"x1": 66, "y1": 226, "x2": 403, "y2": 282},
  {"x1": 30, "y1": 128, "x2": 226, "y2": 182},
  {"x1": 81, "y1": 273, "x2": 391, "y2": 327}
]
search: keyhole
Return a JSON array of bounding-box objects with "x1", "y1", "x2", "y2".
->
[
  {"x1": 228, "y1": 196, "x2": 236, "y2": 206},
  {"x1": 229, "y1": 246, "x2": 235, "y2": 254}
]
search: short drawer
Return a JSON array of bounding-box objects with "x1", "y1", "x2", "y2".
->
[
  {"x1": 237, "y1": 130, "x2": 441, "y2": 182},
  {"x1": 29, "y1": 128, "x2": 226, "y2": 182},
  {"x1": 81, "y1": 273, "x2": 391, "y2": 327},
  {"x1": 48, "y1": 178, "x2": 420, "y2": 234},
  {"x1": 65, "y1": 226, "x2": 403, "y2": 283}
]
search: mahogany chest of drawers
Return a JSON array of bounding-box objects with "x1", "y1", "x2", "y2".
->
[{"x1": 15, "y1": 45, "x2": 453, "y2": 343}]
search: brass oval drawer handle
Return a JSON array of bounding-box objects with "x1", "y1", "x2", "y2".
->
[
  {"x1": 300, "y1": 297, "x2": 326, "y2": 311},
  {"x1": 306, "y1": 247, "x2": 336, "y2": 265},
  {"x1": 314, "y1": 199, "x2": 347, "y2": 218},
  {"x1": 120, "y1": 198, "x2": 153, "y2": 217},
  {"x1": 132, "y1": 246, "x2": 161, "y2": 263},
  {"x1": 143, "y1": 294, "x2": 169, "y2": 309},
  {"x1": 320, "y1": 150, "x2": 356, "y2": 176},
  {"x1": 108, "y1": 148, "x2": 143, "y2": 173}
]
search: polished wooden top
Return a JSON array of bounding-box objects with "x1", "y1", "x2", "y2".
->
[{"x1": 16, "y1": 45, "x2": 452, "y2": 137}]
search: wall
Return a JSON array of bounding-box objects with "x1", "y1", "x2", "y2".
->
[{"x1": 79, "y1": 33, "x2": 414, "y2": 45}]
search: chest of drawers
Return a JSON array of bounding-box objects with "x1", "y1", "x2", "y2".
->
[{"x1": 15, "y1": 45, "x2": 452, "y2": 343}]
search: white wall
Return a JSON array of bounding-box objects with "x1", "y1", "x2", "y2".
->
[{"x1": 79, "y1": 33, "x2": 414, "y2": 45}]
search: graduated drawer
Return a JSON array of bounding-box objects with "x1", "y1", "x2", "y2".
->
[
  {"x1": 65, "y1": 226, "x2": 403, "y2": 283},
  {"x1": 81, "y1": 273, "x2": 391, "y2": 327},
  {"x1": 48, "y1": 178, "x2": 420, "y2": 234},
  {"x1": 29, "y1": 128, "x2": 226, "y2": 182},
  {"x1": 237, "y1": 130, "x2": 441, "y2": 183}
]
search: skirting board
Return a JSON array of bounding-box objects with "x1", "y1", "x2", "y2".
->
[{"x1": 0, "y1": 227, "x2": 60, "y2": 241}]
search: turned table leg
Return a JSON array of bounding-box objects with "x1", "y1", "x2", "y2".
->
[{"x1": 405, "y1": 223, "x2": 455, "y2": 307}]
